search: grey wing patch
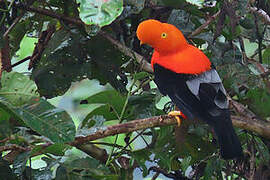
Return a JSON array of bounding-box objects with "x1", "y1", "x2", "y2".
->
[
  {"x1": 214, "y1": 87, "x2": 228, "y2": 109},
  {"x1": 186, "y1": 69, "x2": 229, "y2": 109}
]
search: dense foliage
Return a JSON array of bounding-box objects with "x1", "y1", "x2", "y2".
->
[{"x1": 0, "y1": 0, "x2": 270, "y2": 179}]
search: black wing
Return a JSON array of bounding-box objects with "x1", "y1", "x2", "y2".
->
[
  {"x1": 153, "y1": 64, "x2": 228, "y2": 122},
  {"x1": 153, "y1": 64, "x2": 242, "y2": 159}
]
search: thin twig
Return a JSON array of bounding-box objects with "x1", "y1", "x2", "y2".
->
[
  {"x1": 188, "y1": 10, "x2": 221, "y2": 38},
  {"x1": 110, "y1": 129, "x2": 147, "y2": 163},
  {"x1": 3, "y1": 14, "x2": 24, "y2": 38}
]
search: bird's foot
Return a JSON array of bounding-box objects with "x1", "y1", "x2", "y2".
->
[{"x1": 168, "y1": 111, "x2": 186, "y2": 127}]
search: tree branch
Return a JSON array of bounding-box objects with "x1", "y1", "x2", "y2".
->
[
  {"x1": 70, "y1": 114, "x2": 270, "y2": 147},
  {"x1": 70, "y1": 115, "x2": 174, "y2": 146},
  {"x1": 99, "y1": 30, "x2": 153, "y2": 73},
  {"x1": 3, "y1": 113, "x2": 270, "y2": 164},
  {"x1": 249, "y1": 7, "x2": 270, "y2": 25},
  {"x1": 16, "y1": 4, "x2": 83, "y2": 26},
  {"x1": 0, "y1": 144, "x2": 29, "y2": 152}
]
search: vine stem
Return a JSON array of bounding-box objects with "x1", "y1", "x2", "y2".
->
[{"x1": 105, "y1": 79, "x2": 136, "y2": 166}]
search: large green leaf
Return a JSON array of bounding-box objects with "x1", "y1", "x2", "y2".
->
[
  {"x1": 31, "y1": 143, "x2": 71, "y2": 156},
  {"x1": 0, "y1": 98, "x2": 76, "y2": 143},
  {"x1": 0, "y1": 71, "x2": 39, "y2": 106},
  {"x1": 77, "y1": 0, "x2": 123, "y2": 27},
  {"x1": 32, "y1": 28, "x2": 127, "y2": 98},
  {"x1": 82, "y1": 90, "x2": 128, "y2": 127},
  {"x1": 85, "y1": 90, "x2": 126, "y2": 116}
]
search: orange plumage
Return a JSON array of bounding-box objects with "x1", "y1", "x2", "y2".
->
[{"x1": 136, "y1": 19, "x2": 211, "y2": 74}]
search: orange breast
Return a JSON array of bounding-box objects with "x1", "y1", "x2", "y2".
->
[{"x1": 151, "y1": 45, "x2": 211, "y2": 74}]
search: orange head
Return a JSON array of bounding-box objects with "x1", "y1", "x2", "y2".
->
[{"x1": 136, "y1": 19, "x2": 188, "y2": 54}]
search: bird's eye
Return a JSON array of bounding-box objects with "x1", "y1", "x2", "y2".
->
[{"x1": 161, "y1": 32, "x2": 167, "y2": 38}]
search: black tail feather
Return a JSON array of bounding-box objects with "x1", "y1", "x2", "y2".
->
[{"x1": 212, "y1": 113, "x2": 243, "y2": 159}]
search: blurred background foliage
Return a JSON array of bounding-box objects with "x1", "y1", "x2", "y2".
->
[{"x1": 0, "y1": 0, "x2": 270, "y2": 179}]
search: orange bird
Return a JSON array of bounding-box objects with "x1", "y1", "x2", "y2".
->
[{"x1": 136, "y1": 19, "x2": 242, "y2": 159}]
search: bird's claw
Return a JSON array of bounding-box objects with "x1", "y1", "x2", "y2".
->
[{"x1": 168, "y1": 111, "x2": 186, "y2": 127}]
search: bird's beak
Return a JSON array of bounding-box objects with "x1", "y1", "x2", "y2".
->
[{"x1": 140, "y1": 41, "x2": 145, "y2": 46}]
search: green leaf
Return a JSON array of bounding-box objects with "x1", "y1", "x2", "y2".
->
[
  {"x1": 16, "y1": 36, "x2": 38, "y2": 60},
  {"x1": 32, "y1": 144, "x2": 71, "y2": 156},
  {"x1": 239, "y1": 16, "x2": 255, "y2": 29},
  {"x1": 129, "y1": 92, "x2": 161, "y2": 119},
  {"x1": 167, "y1": 9, "x2": 195, "y2": 34},
  {"x1": 82, "y1": 90, "x2": 128, "y2": 125},
  {"x1": 77, "y1": 0, "x2": 123, "y2": 27},
  {"x1": 203, "y1": 158, "x2": 224, "y2": 179},
  {"x1": 177, "y1": 125, "x2": 216, "y2": 162},
  {"x1": 82, "y1": 105, "x2": 117, "y2": 128},
  {"x1": 246, "y1": 88, "x2": 270, "y2": 118},
  {"x1": 0, "y1": 108, "x2": 11, "y2": 138},
  {"x1": 131, "y1": 150, "x2": 151, "y2": 177},
  {"x1": 263, "y1": 48, "x2": 270, "y2": 65},
  {"x1": 31, "y1": 28, "x2": 91, "y2": 98},
  {"x1": 32, "y1": 28, "x2": 127, "y2": 98},
  {"x1": 208, "y1": 42, "x2": 242, "y2": 66},
  {"x1": 133, "y1": 72, "x2": 149, "y2": 81},
  {"x1": 86, "y1": 90, "x2": 125, "y2": 115},
  {"x1": 0, "y1": 71, "x2": 39, "y2": 106},
  {"x1": 0, "y1": 98, "x2": 76, "y2": 143},
  {"x1": 56, "y1": 157, "x2": 117, "y2": 179},
  {"x1": 0, "y1": 107, "x2": 10, "y2": 122},
  {"x1": 255, "y1": 137, "x2": 270, "y2": 163}
]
